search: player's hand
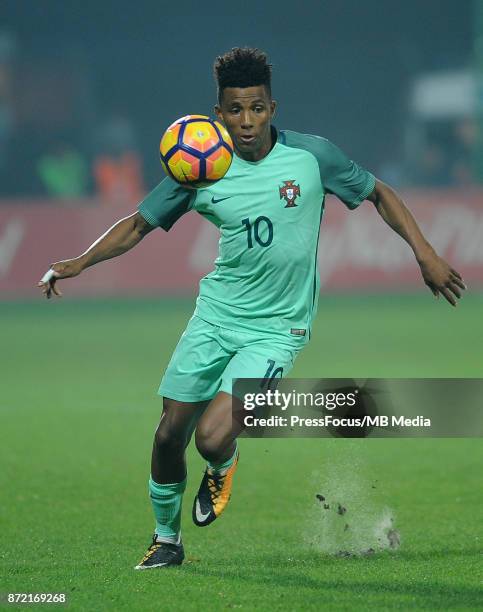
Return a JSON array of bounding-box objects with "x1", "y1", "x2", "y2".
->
[
  {"x1": 37, "y1": 259, "x2": 83, "y2": 299},
  {"x1": 418, "y1": 252, "x2": 467, "y2": 306}
]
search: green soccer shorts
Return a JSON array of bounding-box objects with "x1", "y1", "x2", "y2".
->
[{"x1": 158, "y1": 315, "x2": 302, "y2": 402}]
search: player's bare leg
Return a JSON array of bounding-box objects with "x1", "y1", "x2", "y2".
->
[
  {"x1": 151, "y1": 397, "x2": 209, "y2": 483},
  {"x1": 135, "y1": 397, "x2": 208, "y2": 570},
  {"x1": 192, "y1": 391, "x2": 240, "y2": 526}
]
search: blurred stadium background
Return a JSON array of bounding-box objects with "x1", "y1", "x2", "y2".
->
[{"x1": 1, "y1": 3, "x2": 482, "y2": 608}]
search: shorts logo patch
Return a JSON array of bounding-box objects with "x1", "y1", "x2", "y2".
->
[
  {"x1": 290, "y1": 328, "x2": 306, "y2": 336},
  {"x1": 279, "y1": 180, "x2": 301, "y2": 208}
]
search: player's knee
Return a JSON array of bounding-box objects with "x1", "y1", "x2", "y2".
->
[
  {"x1": 195, "y1": 425, "x2": 229, "y2": 462},
  {"x1": 153, "y1": 422, "x2": 186, "y2": 455}
]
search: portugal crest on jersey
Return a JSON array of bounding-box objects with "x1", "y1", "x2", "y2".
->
[{"x1": 279, "y1": 180, "x2": 300, "y2": 208}]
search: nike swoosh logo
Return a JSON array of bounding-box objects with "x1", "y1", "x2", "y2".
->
[
  {"x1": 211, "y1": 196, "x2": 232, "y2": 204},
  {"x1": 195, "y1": 498, "x2": 211, "y2": 523}
]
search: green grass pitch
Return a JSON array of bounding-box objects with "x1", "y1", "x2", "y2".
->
[{"x1": 1, "y1": 294, "x2": 482, "y2": 610}]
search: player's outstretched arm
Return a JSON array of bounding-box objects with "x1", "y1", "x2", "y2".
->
[
  {"x1": 38, "y1": 211, "x2": 154, "y2": 299},
  {"x1": 367, "y1": 180, "x2": 467, "y2": 306}
]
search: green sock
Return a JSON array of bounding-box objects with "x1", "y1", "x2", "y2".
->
[
  {"x1": 148, "y1": 477, "x2": 186, "y2": 542},
  {"x1": 208, "y1": 443, "x2": 238, "y2": 474}
]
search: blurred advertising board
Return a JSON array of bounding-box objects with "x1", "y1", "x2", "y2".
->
[{"x1": 1, "y1": 190, "x2": 482, "y2": 298}]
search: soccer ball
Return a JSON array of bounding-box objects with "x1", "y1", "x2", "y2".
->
[{"x1": 160, "y1": 115, "x2": 234, "y2": 188}]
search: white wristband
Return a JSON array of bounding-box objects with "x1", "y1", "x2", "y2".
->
[{"x1": 41, "y1": 269, "x2": 56, "y2": 283}]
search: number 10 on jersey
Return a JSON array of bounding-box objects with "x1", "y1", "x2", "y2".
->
[{"x1": 241, "y1": 216, "x2": 273, "y2": 248}]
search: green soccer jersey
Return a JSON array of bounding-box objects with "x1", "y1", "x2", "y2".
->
[{"x1": 138, "y1": 127, "x2": 375, "y2": 345}]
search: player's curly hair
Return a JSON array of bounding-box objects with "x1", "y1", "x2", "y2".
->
[{"x1": 214, "y1": 47, "x2": 272, "y2": 102}]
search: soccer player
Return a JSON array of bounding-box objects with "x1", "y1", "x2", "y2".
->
[{"x1": 38, "y1": 48, "x2": 466, "y2": 569}]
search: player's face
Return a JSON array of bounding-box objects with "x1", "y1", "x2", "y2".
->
[{"x1": 215, "y1": 86, "x2": 276, "y2": 162}]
